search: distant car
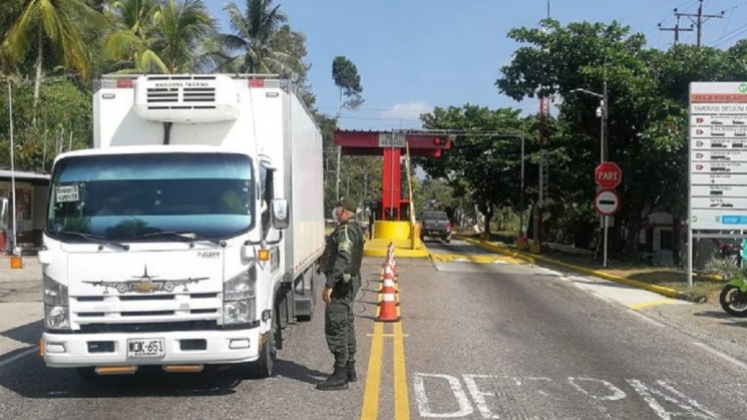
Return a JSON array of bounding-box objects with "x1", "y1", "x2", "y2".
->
[{"x1": 420, "y1": 211, "x2": 452, "y2": 243}]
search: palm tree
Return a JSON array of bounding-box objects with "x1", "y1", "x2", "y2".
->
[
  {"x1": 157, "y1": 0, "x2": 219, "y2": 74},
  {"x1": 104, "y1": 0, "x2": 219, "y2": 74},
  {"x1": 219, "y1": 0, "x2": 305, "y2": 76},
  {"x1": 102, "y1": 0, "x2": 167, "y2": 73},
  {"x1": 1, "y1": 0, "x2": 105, "y2": 123}
]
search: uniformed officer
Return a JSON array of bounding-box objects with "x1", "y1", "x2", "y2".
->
[{"x1": 316, "y1": 197, "x2": 365, "y2": 391}]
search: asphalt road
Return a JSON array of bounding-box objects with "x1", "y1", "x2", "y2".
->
[
  {"x1": 406, "y1": 239, "x2": 747, "y2": 419},
  {"x1": 2, "y1": 241, "x2": 747, "y2": 419}
]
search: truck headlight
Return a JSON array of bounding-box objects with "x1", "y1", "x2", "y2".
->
[
  {"x1": 223, "y1": 267, "x2": 256, "y2": 325},
  {"x1": 44, "y1": 274, "x2": 70, "y2": 330}
]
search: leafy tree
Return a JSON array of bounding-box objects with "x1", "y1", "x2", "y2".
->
[
  {"x1": 269, "y1": 24, "x2": 315, "y2": 109},
  {"x1": 330, "y1": 55, "x2": 366, "y2": 202},
  {"x1": 103, "y1": 0, "x2": 218, "y2": 74},
  {"x1": 218, "y1": 0, "x2": 305, "y2": 76},
  {"x1": 417, "y1": 105, "x2": 536, "y2": 235},
  {"x1": 1, "y1": 0, "x2": 105, "y2": 123},
  {"x1": 0, "y1": 79, "x2": 91, "y2": 172},
  {"x1": 331, "y1": 55, "x2": 364, "y2": 112}
]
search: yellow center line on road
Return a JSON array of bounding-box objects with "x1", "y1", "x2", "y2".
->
[
  {"x1": 393, "y1": 321, "x2": 411, "y2": 420},
  {"x1": 360, "y1": 322, "x2": 384, "y2": 420}
]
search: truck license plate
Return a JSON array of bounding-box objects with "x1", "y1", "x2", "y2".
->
[{"x1": 127, "y1": 338, "x2": 165, "y2": 358}]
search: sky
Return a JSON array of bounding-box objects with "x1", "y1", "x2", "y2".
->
[{"x1": 206, "y1": 0, "x2": 747, "y2": 131}]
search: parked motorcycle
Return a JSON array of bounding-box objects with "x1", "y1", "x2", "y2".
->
[{"x1": 720, "y1": 278, "x2": 747, "y2": 317}]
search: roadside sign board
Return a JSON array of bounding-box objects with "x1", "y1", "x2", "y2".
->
[
  {"x1": 690, "y1": 82, "x2": 747, "y2": 230},
  {"x1": 594, "y1": 190, "x2": 620, "y2": 216},
  {"x1": 595, "y1": 162, "x2": 622, "y2": 190}
]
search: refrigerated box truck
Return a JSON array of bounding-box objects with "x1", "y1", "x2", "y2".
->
[{"x1": 25, "y1": 73, "x2": 325, "y2": 379}]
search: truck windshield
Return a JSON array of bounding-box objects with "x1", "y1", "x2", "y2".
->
[{"x1": 45, "y1": 152, "x2": 254, "y2": 242}]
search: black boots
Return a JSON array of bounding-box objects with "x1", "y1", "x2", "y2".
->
[
  {"x1": 347, "y1": 360, "x2": 357, "y2": 382},
  {"x1": 316, "y1": 364, "x2": 349, "y2": 391},
  {"x1": 315, "y1": 360, "x2": 358, "y2": 390}
]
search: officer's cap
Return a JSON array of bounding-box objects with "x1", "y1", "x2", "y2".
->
[{"x1": 335, "y1": 197, "x2": 357, "y2": 213}]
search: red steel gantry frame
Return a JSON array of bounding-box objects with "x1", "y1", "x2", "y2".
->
[{"x1": 333, "y1": 130, "x2": 452, "y2": 221}]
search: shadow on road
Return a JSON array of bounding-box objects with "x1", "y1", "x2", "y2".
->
[
  {"x1": 1, "y1": 319, "x2": 43, "y2": 346},
  {"x1": 273, "y1": 359, "x2": 327, "y2": 385},
  {"x1": 693, "y1": 310, "x2": 734, "y2": 321},
  {"x1": 0, "y1": 358, "x2": 243, "y2": 399}
]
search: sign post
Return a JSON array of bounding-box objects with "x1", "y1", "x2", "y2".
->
[
  {"x1": 594, "y1": 190, "x2": 621, "y2": 216},
  {"x1": 594, "y1": 189, "x2": 621, "y2": 268},
  {"x1": 688, "y1": 82, "x2": 747, "y2": 288},
  {"x1": 594, "y1": 162, "x2": 622, "y2": 268}
]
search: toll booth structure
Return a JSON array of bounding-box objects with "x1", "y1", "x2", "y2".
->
[{"x1": 333, "y1": 130, "x2": 451, "y2": 257}]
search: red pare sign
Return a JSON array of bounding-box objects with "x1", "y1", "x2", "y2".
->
[{"x1": 595, "y1": 162, "x2": 622, "y2": 190}]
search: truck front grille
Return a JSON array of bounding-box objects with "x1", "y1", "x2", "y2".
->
[
  {"x1": 79, "y1": 320, "x2": 218, "y2": 334},
  {"x1": 71, "y1": 293, "x2": 221, "y2": 326}
]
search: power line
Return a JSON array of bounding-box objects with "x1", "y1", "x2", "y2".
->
[
  {"x1": 658, "y1": 14, "x2": 694, "y2": 45},
  {"x1": 673, "y1": 0, "x2": 725, "y2": 47},
  {"x1": 709, "y1": 0, "x2": 747, "y2": 47}
]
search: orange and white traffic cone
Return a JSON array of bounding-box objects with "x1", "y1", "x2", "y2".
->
[
  {"x1": 383, "y1": 263, "x2": 396, "y2": 283},
  {"x1": 379, "y1": 270, "x2": 399, "y2": 305},
  {"x1": 376, "y1": 286, "x2": 400, "y2": 323}
]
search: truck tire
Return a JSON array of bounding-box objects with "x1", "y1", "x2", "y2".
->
[{"x1": 245, "y1": 313, "x2": 278, "y2": 379}]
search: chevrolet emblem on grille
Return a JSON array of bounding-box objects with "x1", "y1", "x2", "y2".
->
[{"x1": 83, "y1": 266, "x2": 209, "y2": 294}]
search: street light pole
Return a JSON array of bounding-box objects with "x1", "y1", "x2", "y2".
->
[
  {"x1": 520, "y1": 133, "x2": 525, "y2": 236},
  {"x1": 601, "y1": 75, "x2": 610, "y2": 268},
  {"x1": 7, "y1": 81, "x2": 17, "y2": 255},
  {"x1": 571, "y1": 84, "x2": 610, "y2": 267}
]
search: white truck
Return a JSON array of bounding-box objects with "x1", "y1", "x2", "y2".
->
[{"x1": 21, "y1": 73, "x2": 326, "y2": 379}]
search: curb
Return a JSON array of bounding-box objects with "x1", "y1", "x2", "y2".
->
[
  {"x1": 364, "y1": 242, "x2": 430, "y2": 259},
  {"x1": 456, "y1": 235, "x2": 689, "y2": 300}
]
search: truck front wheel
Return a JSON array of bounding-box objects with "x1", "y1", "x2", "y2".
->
[{"x1": 245, "y1": 313, "x2": 278, "y2": 379}]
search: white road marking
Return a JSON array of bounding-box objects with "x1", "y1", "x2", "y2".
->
[
  {"x1": 568, "y1": 377, "x2": 627, "y2": 401},
  {"x1": 626, "y1": 309, "x2": 666, "y2": 327},
  {"x1": 413, "y1": 373, "x2": 726, "y2": 419},
  {"x1": 413, "y1": 373, "x2": 474, "y2": 418},
  {"x1": 627, "y1": 379, "x2": 722, "y2": 420},
  {"x1": 0, "y1": 347, "x2": 37, "y2": 368},
  {"x1": 693, "y1": 342, "x2": 747, "y2": 370}
]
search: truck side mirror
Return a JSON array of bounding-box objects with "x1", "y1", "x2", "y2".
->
[
  {"x1": 0, "y1": 197, "x2": 8, "y2": 230},
  {"x1": 271, "y1": 198, "x2": 289, "y2": 230}
]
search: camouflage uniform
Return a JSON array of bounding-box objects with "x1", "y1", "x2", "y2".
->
[{"x1": 316, "y1": 197, "x2": 365, "y2": 390}]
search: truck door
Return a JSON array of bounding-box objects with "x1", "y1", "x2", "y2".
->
[{"x1": 259, "y1": 162, "x2": 280, "y2": 270}]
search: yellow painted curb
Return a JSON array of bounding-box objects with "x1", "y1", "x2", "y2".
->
[
  {"x1": 429, "y1": 253, "x2": 523, "y2": 265},
  {"x1": 456, "y1": 235, "x2": 688, "y2": 300},
  {"x1": 364, "y1": 246, "x2": 430, "y2": 259},
  {"x1": 629, "y1": 299, "x2": 677, "y2": 311}
]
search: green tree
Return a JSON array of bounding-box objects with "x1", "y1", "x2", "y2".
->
[
  {"x1": 331, "y1": 55, "x2": 364, "y2": 112},
  {"x1": 496, "y1": 18, "x2": 747, "y2": 257},
  {"x1": 418, "y1": 105, "x2": 535, "y2": 235},
  {"x1": 218, "y1": 0, "x2": 305, "y2": 76},
  {"x1": 0, "y1": 79, "x2": 91, "y2": 172},
  {"x1": 268, "y1": 24, "x2": 315, "y2": 109},
  {"x1": 103, "y1": 0, "x2": 218, "y2": 74},
  {"x1": 1, "y1": 0, "x2": 105, "y2": 122}
]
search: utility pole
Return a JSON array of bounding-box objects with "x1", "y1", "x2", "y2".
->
[
  {"x1": 535, "y1": 0, "x2": 551, "y2": 248},
  {"x1": 658, "y1": 15, "x2": 694, "y2": 45},
  {"x1": 7, "y1": 80, "x2": 17, "y2": 255},
  {"x1": 674, "y1": 0, "x2": 724, "y2": 47}
]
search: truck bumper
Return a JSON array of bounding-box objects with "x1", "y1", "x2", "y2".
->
[{"x1": 41, "y1": 327, "x2": 261, "y2": 368}]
